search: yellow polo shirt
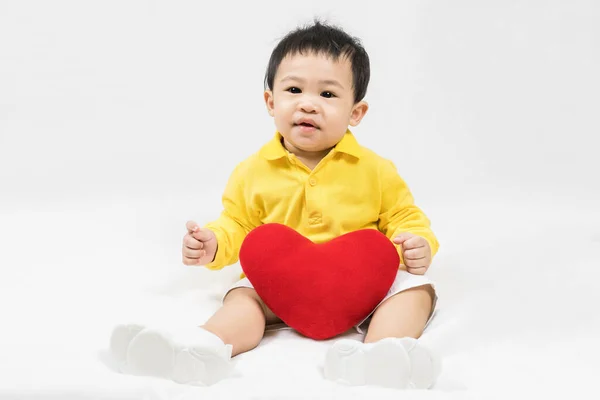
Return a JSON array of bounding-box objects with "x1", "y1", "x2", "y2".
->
[{"x1": 204, "y1": 130, "x2": 439, "y2": 271}]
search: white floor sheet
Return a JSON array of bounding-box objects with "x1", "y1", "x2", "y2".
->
[{"x1": 1, "y1": 193, "x2": 598, "y2": 400}]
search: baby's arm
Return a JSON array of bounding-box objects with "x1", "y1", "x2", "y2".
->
[
  {"x1": 201, "y1": 163, "x2": 259, "y2": 270},
  {"x1": 377, "y1": 161, "x2": 439, "y2": 267}
]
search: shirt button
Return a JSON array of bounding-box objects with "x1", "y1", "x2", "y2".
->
[
  {"x1": 309, "y1": 212, "x2": 322, "y2": 225},
  {"x1": 309, "y1": 178, "x2": 317, "y2": 186}
]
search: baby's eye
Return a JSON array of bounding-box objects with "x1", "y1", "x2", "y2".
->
[
  {"x1": 287, "y1": 87, "x2": 301, "y2": 94},
  {"x1": 321, "y1": 91, "x2": 335, "y2": 98}
]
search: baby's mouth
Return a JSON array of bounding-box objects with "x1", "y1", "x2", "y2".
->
[{"x1": 295, "y1": 121, "x2": 319, "y2": 129}]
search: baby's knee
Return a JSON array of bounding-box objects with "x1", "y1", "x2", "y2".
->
[
  {"x1": 418, "y1": 284, "x2": 435, "y2": 304},
  {"x1": 401, "y1": 284, "x2": 435, "y2": 306},
  {"x1": 224, "y1": 288, "x2": 269, "y2": 314}
]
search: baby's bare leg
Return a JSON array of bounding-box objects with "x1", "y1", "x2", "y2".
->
[
  {"x1": 325, "y1": 284, "x2": 439, "y2": 389},
  {"x1": 202, "y1": 288, "x2": 281, "y2": 356},
  {"x1": 364, "y1": 284, "x2": 435, "y2": 343}
]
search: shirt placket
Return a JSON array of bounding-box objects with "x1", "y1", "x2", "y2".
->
[{"x1": 306, "y1": 172, "x2": 322, "y2": 226}]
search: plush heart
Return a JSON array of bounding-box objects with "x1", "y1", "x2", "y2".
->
[{"x1": 238, "y1": 223, "x2": 400, "y2": 340}]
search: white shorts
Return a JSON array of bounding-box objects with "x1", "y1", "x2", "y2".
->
[{"x1": 223, "y1": 269, "x2": 438, "y2": 335}]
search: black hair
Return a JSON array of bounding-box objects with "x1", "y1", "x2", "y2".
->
[{"x1": 264, "y1": 20, "x2": 370, "y2": 103}]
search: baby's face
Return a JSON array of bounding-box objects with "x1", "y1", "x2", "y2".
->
[{"x1": 264, "y1": 52, "x2": 367, "y2": 154}]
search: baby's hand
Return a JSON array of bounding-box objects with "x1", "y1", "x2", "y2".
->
[
  {"x1": 392, "y1": 233, "x2": 432, "y2": 275},
  {"x1": 182, "y1": 221, "x2": 218, "y2": 266}
]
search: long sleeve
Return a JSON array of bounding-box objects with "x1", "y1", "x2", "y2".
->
[
  {"x1": 377, "y1": 160, "x2": 440, "y2": 265},
  {"x1": 203, "y1": 163, "x2": 259, "y2": 270}
]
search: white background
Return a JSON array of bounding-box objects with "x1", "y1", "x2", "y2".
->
[
  {"x1": 1, "y1": 1, "x2": 599, "y2": 398},
  {"x1": 2, "y1": 0, "x2": 598, "y2": 207}
]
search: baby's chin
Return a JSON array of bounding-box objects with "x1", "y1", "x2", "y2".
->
[
  {"x1": 286, "y1": 137, "x2": 331, "y2": 153},
  {"x1": 286, "y1": 132, "x2": 330, "y2": 148}
]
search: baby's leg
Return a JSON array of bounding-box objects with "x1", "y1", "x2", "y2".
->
[
  {"x1": 110, "y1": 287, "x2": 278, "y2": 385},
  {"x1": 364, "y1": 284, "x2": 435, "y2": 343},
  {"x1": 203, "y1": 287, "x2": 281, "y2": 356},
  {"x1": 325, "y1": 278, "x2": 440, "y2": 390}
]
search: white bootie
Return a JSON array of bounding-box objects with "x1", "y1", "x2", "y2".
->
[
  {"x1": 109, "y1": 323, "x2": 146, "y2": 371},
  {"x1": 109, "y1": 323, "x2": 234, "y2": 386},
  {"x1": 324, "y1": 337, "x2": 441, "y2": 389}
]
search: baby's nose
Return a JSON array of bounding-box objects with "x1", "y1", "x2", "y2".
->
[{"x1": 298, "y1": 98, "x2": 317, "y2": 113}]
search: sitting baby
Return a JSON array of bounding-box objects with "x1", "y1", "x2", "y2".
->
[{"x1": 109, "y1": 19, "x2": 441, "y2": 390}]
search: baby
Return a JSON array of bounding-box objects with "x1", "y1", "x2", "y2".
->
[{"x1": 110, "y1": 20, "x2": 441, "y2": 390}]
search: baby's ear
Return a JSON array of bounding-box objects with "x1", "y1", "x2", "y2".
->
[
  {"x1": 264, "y1": 90, "x2": 275, "y2": 116},
  {"x1": 349, "y1": 101, "x2": 368, "y2": 126}
]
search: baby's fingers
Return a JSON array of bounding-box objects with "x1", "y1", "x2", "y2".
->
[
  {"x1": 192, "y1": 228, "x2": 213, "y2": 242},
  {"x1": 186, "y1": 220, "x2": 199, "y2": 234},
  {"x1": 404, "y1": 256, "x2": 428, "y2": 270},
  {"x1": 407, "y1": 266, "x2": 427, "y2": 275},
  {"x1": 183, "y1": 256, "x2": 205, "y2": 266},
  {"x1": 183, "y1": 233, "x2": 204, "y2": 250},
  {"x1": 182, "y1": 246, "x2": 206, "y2": 263},
  {"x1": 404, "y1": 247, "x2": 426, "y2": 260}
]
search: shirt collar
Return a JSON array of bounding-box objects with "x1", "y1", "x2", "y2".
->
[
  {"x1": 259, "y1": 129, "x2": 363, "y2": 160},
  {"x1": 333, "y1": 129, "x2": 363, "y2": 158}
]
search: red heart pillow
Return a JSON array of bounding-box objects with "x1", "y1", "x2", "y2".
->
[{"x1": 238, "y1": 223, "x2": 399, "y2": 340}]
